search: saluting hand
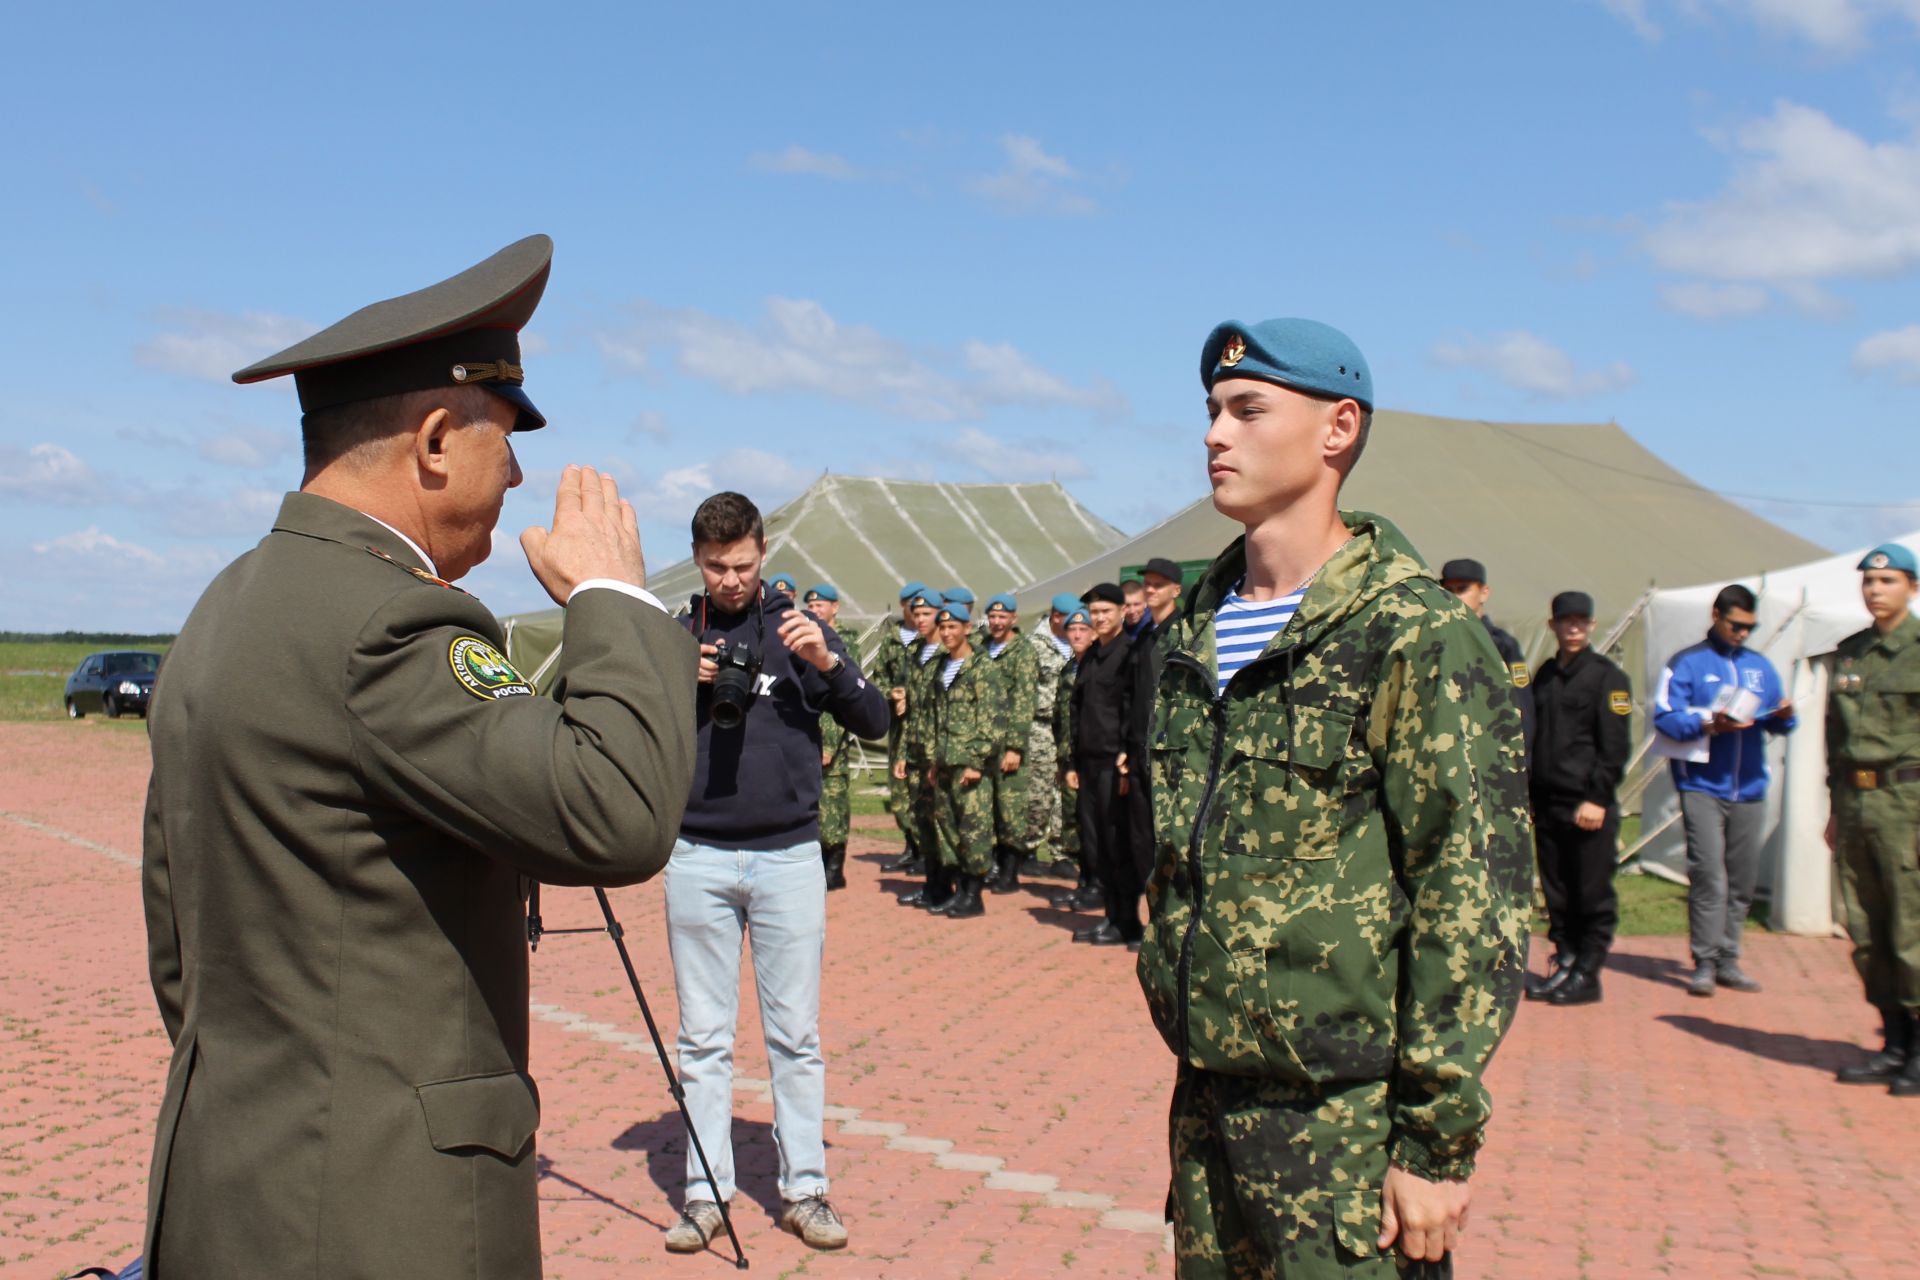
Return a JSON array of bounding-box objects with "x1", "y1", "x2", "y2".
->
[{"x1": 520, "y1": 465, "x2": 647, "y2": 606}]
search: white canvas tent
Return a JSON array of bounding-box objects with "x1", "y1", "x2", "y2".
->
[{"x1": 1634, "y1": 531, "x2": 1920, "y2": 935}]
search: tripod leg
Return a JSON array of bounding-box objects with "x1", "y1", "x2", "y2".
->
[{"x1": 592, "y1": 887, "x2": 749, "y2": 1269}]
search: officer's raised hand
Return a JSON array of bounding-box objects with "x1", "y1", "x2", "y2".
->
[
  {"x1": 520, "y1": 465, "x2": 647, "y2": 604},
  {"x1": 776, "y1": 610, "x2": 835, "y2": 671}
]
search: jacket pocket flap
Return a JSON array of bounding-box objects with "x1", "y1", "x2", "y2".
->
[
  {"x1": 1226, "y1": 705, "x2": 1354, "y2": 770},
  {"x1": 416, "y1": 1070, "x2": 540, "y2": 1157}
]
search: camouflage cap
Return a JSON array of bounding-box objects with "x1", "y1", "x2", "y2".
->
[{"x1": 233, "y1": 234, "x2": 553, "y2": 432}]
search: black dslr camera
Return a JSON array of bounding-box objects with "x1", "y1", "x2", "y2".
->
[{"x1": 709, "y1": 638, "x2": 762, "y2": 729}]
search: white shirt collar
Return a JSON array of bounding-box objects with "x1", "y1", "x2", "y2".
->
[{"x1": 362, "y1": 513, "x2": 438, "y2": 578}]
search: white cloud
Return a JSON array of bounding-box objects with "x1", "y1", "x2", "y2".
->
[
  {"x1": 1601, "y1": 0, "x2": 1920, "y2": 51},
  {"x1": 748, "y1": 145, "x2": 857, "y2": 179},
  {"x1": 31, "y1": 525, "x2": 165, "y2": 569},
  {"x1": 135, "y1": 308, "x2": 316, "y2": 382},
  {"x1": 627, "y1": 448, "x2": 814, "y2": 527},
  {"x1": 1433, "y1": 331, "x2": 1636, "y2": 399},
  {"x1": 197, "y1": 426, "x2": 292, "y2": 469},
  {"x1": 0, "y1": 443, "x2": 96, "y2": 504},
  {"x1": 935, "y1": 426, "x2": 1088, "y2": 482},
  {"x1": 604, "y1": 297, "x2": 1127, "y2": 421},
  {"x1": 1658, "y1": 281, "x2": 1771, "y2": 318},
  {"x1": 968, "y1": 134, "x2": 1097, "y2": 216},
  {"x1": 1854, "y1": 324, "x2": 1920, "y2": 382},
  {"x1": 1642, "y1": 101, "x2": 1920, "y2": 300},
  {"x1": 630, "y1": 410, "x2": 671, "y2": 442},
  {"x1": 1600, "y1": 0, "x2": 1663, "y2": 40}
]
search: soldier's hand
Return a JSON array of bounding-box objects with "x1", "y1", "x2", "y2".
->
[
  {"x1": 1001, "y1": 750, "x2": 1022, "y2": 774},
  {"x1": 520, "y1": 465, "x2": 647, "y2": 605},
  {"x1": 1572, "y1": 801, "x2": 1607, "y2": 832},
  {"x1": 821, "y1": 750, "x2": 833, "y2": 767},
  {"x1": 1379, "y1": 1164, "x2": 1469, "y2": 1263},
  {"x1": 890, "y1": 687, "x2": 908, "y2": 717},
  {"x1": 1065, "y1": 770, "x2": 1079, "y2": 792},
  {"x1": 892, "y1": 760, "x2": 907, "y2": 782},
  {"x1": 960, "y1": 767, "x2": 983, "y2": 788}
]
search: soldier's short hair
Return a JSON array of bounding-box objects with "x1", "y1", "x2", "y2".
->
[
  {"x1": 691, "y1": 491, "x2": 764, "y2": 547},
  {"x1": 1713, "y1": 584, "x2": 1758, "y2": 615},
  {"x1": 301, "y1": 385, "x2": 499, "y2": 474}
]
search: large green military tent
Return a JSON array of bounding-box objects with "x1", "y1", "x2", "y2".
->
[
  {"x1": 502, "y1": 472, "x2": 1124, "y2": 681},
  {"x1": 1012, "y1": 412, "x2": 1824, "y2": 661}
]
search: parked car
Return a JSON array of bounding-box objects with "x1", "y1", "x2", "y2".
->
[{"x1": 65, "y1": 650, "x2": 162, "y2": 719}]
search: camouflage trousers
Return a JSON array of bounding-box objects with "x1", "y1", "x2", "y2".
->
[
  {"x1": 1022, "y1": 719, "x2": 1063, "y2": 858},
  {"x1": 934, "y1": 765, "x2": 995, "y2": 876},
  {"x1": 1833, "y1": 785, "x2": 1920, "y2": 1009},
  {"x1": 888, "y1": 740, "x2": 917, "y2": 847},
  {"x1": 907, "y1": 758, "x2": 942, "y2": 866},
  {"x1": 819, "y1": 762, "x2": 849, "y2": 850},
  {"x1": 990, "y1": 759, "x2": 1031, "y2": 855},
  {"x1": 1058, "y1": 770, "x2": 1082, "y2": 863},
  {"x1": 1169, "y1": 1067, "x2": 1447, "y2": 1279}
]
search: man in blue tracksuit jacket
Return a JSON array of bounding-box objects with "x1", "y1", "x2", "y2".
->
[{"x1": 1653, "y1": 584, "x2": 1797, "y2": 996}]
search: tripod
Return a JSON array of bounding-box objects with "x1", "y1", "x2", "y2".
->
[{"x1": 528, "y1": 883, "x2": 748, "y2": 1269}]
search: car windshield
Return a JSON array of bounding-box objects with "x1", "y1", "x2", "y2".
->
[{"x1": 102, "y1": 653, "x2": 160, "y2": 676}]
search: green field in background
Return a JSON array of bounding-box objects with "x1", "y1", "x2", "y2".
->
[{"x1": 0, "y1": 639, "x2": 171, "y2": 723}]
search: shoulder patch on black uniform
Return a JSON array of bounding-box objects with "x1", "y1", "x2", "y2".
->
[
  {"x1": 365, "y1": 545, "x2": 471, "y2": 595},
  {"x1": 1608, "y1": 689, "x2": 1632, "y2": 715},
  {"x1": 1509, "y1": 661, "x2": 1531, "y2": 689},
  {"x1": 449, "y1": 636, "x2": 534, "y2": 700}
]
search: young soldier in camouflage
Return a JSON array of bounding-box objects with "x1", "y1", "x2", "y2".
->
[
  {"x1": 928, "y1": 602, "x2": 998, "y2": 918},
  {"x1": 1025, "y1": 594, "x2": 1079, "y2": 871},
  {"x1": 805, "y1": 584, "x2": 861, "y2": 891},
  {"x1": 873, "y1": 583, "x2": 932, "y2": 873},
  {"x1": 980, "y1": 593, "x2": 1041, "y2": 893},
  {"x1": 1136, "y1": 318, "x2": 1532, "y2": 1278},
  {"x1": 1051, "y1": 608, "x2": 1095, "y2": 898},
  {"x1": 893, "y1": 589, "x2": 951, "y2": 909}
]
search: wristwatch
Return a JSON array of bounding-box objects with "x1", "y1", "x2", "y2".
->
[{"x1": 824, "y1": 653, "x2": 845, "y2": 676}]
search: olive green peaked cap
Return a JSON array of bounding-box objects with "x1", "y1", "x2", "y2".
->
[{"x1": 232, "y1": 234, "x2": 553, "y2": 431}]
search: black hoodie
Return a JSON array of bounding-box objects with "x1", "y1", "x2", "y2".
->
[{"x1": 679, "y1": 586, "x2": 890, "y2": 850}]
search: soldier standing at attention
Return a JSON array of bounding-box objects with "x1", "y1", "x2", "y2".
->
[
  {"x1": 894, "y1": 589, "x2": 952, "y2": 910},
  {"x1": 1440, "y1": 558, "x2": 1534, "y2": 764},
  {"x1": 874, "y1": 582, "x2": 931, "y2": 873},
  {"x1": 1023, "y1": 592, "x2": 1079, "y2": 875},
  {"x1": 1050, "y1": 608, "x2": 1096, "y2": 907},
  {"x1": 140, "y1": 236, "x2": 700, "y2": 1279},
  {"x1": 805, "y1": 583, "x2": 861, "y2": 891},
  {"x1": 1827, "y1": 543, "x2": 1920, "y2": 1096},
  {"x1": 1526, "y1": 591, "x2": 1633, "y2": 1007},
  {"x1": 980, "y1": 593, "x2": 1041, "y2": 894},
  {"x1": 1136, "y1": 318, "x2": 1531, "y2": 1277},
  {"x1": 928, "y1": 602, "x2": 997, "y2": 918}
]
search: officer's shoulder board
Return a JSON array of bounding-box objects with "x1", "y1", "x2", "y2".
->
[{"x1": 364, "y1": 545, "x2": 471, "y2": 596}]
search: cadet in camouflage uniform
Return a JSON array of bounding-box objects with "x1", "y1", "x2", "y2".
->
[
  {"x1": 1828, "y1": 543, "x2": 1920, "y2": 1097},
  {"x1": 872, "y1": 582, "x2": 933, "y2": 872},
  {"x1": 1137, "y1": 319, "x2": 1531, "y2": 1278},
  {"x1": 980, "y1": 593, "x2": 1041, "y2": 892},
  {"x1": 1025, "y1": 593, "x2": 1080, "y2": 872},
  {"x1": 928, "y1": 602, "x2": 997, "y2": 918},
  {"x1": 894, "y1": 589, "x2": 952, "y2": 910},
  {"x1": 805, "y1": 583, "x2": 861, "y2": 891},
  {"x1": 1048, "y1": 608, "x2": 1095, "y2": 901}
]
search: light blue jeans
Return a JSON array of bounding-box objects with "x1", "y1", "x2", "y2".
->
[{"x1": 664, "y1": 837, "x2": 828, "y2": 1205}]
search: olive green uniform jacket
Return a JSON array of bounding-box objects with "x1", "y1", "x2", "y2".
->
[
  {"x1": 1136, "y1": 512, "x2": 1532, "y2": 1182},
  {"x1": 141, "y1": 493, "x2": 699, "y2": 1280}
]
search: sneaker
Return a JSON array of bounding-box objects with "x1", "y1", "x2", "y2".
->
[
  {"x1": 1685, "y1": 963, "x2": 1716, "y2": 998},
  {"x1": 1715, "y1": 964, "x2": 1763, "y2": 993},
  {"x1": 780, "y1": 1194, "x2": 849, "y2": 1250},
  {"x1": 665, "y1": 1200, "x2": 725, "y2": 1253}
]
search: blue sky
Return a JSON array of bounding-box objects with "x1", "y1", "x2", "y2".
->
[{"x1": 6, "y1": 0, "x2": 1920, "y2": 630}]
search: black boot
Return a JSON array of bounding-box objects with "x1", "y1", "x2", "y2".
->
[
  {"x1": 1892, "y1": 1014, "x2": 1920, "y2": 1097},
  {"x1": 942, "y1": 873, "x2": 987, "y2": 918},
  {"x1": 883, "y1": 840, "x2": 925, "y2": 874},
  {"x1": 1546, "y1": 959, "x2": 1603, "y2": 1006},
  {"x1": 921, "y1": 866, "x2": 958, "y2": 913},
  {"x1": 1839, "y1": 1007, "x2": 1912, "y2": 1084},
  {"x1": 1049, "y1": 870, "x2": 1090, "y2": 909},
  {"x1": 1063, "y1": 880, "x2": 1106, "y2": 911},
  {"x1": 897, "y1": 863, "x2": 937, "y2": 906},
  {"x1": 1524, "y1": 954, "x2": 1574, "y2": 1002},
  {"x1": 987, "y1": 847, "x2": 1020, "y2": 894},
  {"x1": 822, "y1": 845, "x2": 847, "y2": 891}
]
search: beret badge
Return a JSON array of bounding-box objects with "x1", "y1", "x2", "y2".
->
[
  {"x1": 1870, "y1": 553, "x2": 1890, "y2": 569},
  {"x1": 1219, "y1": 335, "x2": 1246, "y2": 367}
]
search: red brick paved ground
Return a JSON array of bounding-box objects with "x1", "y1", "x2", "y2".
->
[{"x1": 2, "y1": 720, "x2": 1916, "y2": 1279}]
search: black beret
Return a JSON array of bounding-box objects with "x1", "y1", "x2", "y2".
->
[
  {"x1": 1082, "y1": 582, "x2": 1125, "y2": 606},
  {"x1": 1440, "y1": 559, "x2": 1487, "y2": 585},
  {"x1": 1552, "y1": 591, "x2": 1596, "y2": 619},
  {"x1": 1143, "y1": 557, "x2": 1184, "y2": 584}
]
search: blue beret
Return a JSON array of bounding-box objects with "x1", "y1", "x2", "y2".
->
[
  {"x1": 1858, "y1": 543, "x2": 1919, "y2": 576},
  {"x1": 909, "y1": 589, "x2": 943, "y2": 610},
  {"x1": 985, "y1": 592, "x2": 1018, "y2": 614},
  {"x1": 1200, "y1": 318, "x2": 1372, "y2": 409},
  {"x1": 1049, "y1": 592, "x2": 1081, "y2": 616},
  {"x1": 803, "y1": 582, "x2": 839, "y2": 603},
  {"x1": 769, "y1": 573, "x2": 798, "y2": 593},
  {"x1": 938, "y1": 602, "x2": 972, "y2": 625},
  {"x1": 899, "y1": 579, "x2": 927, "y2": 601},
  {"x1": 1065, "y1": 608, "x2": 1091, "y2": 627},
  {"x1": 943, "y1": 585, "x2": 976, "y2": 605}
]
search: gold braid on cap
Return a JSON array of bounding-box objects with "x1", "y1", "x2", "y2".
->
[{"x1": 449, "y1": 360, "x2": 524, "y2": 385}]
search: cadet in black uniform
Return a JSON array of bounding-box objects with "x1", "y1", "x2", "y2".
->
[
  {"x1": 1527, "y1": 590, "x2": 1633, "y2": 1006},
  {"x1": 1441, "y1": 557, "x2": 1534, "y2": 764}
]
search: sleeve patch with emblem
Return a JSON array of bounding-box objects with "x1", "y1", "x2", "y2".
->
[
  {"x1": 1608, "y1": 689, "x2": 1632, "y2": 715},
  {"x1": 449, "y1": 636, "x2": 534, "y2": 700},
  {"x1": 1509, "y1": 662, "x2": 1530, "y2": 689}
]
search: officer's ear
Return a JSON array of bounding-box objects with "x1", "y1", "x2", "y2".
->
[{"x1": 414, "y1": 406, "x2": 458, "y2": 485}]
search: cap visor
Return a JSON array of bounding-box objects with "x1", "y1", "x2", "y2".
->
[{"x1": 488, "y1": 382, "x2": 546, "y2": 431}]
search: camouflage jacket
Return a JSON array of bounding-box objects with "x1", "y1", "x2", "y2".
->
[
  {"x1": 819, "y1": 622, "x2": 863, "y2": 768},
  {"x1": 982, "y1": 627, "x2": 1040, "y2": 754},
  {"x1": 900, "y1": 638, "x2": 947, "y2": 763},
  {"x1": 1135, "y1": 511, "x2": 1532, "y2": 1183},
  {"x1": 1029, "y1": 628, "x2": 1068, "y2": 721},
  {"x1": 867, "y1": 626, "x2": 920, "y2": 753},
  {"x1": 931, "y1": 651, "x2": 998, "y2": 770},
  {"x1": 1051, "y1": 659, "x2": 1077, "y2": 767}
]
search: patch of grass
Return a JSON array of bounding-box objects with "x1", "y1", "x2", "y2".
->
[{"x1": 0, "y1": 639, "x2": 171, "y2": 723}]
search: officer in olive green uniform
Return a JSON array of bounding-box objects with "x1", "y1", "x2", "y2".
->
[
  {"x1": 979, "y1": 592, "x2": 1041, "y2": 892},
  {"x1": 1828, "y1": 542, "x2": 1920, "y2": 1097},
  {"x1": 140, "y1": 236, "x2": 700, "y2": 1280},
  {"x1": 873, "y1": 582, "x2": 931, "y2": 872},
  {"x1": 929, "y1": 602, "x2": 998, "y2": 918},
  {"x1": 805, "y1": 583, "x2": 861, "y2": 890},
  {"x1": 895, "y1": 589, "x2": 951, "y2": 908},
  {"x1": 1137, "y1": 319, "x2": 1531, "y2": 1278}
]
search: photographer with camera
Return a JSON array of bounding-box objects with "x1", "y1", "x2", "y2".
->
[{"x1": 663, "y1": 492, "x2": 887, "y2": 1255}]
